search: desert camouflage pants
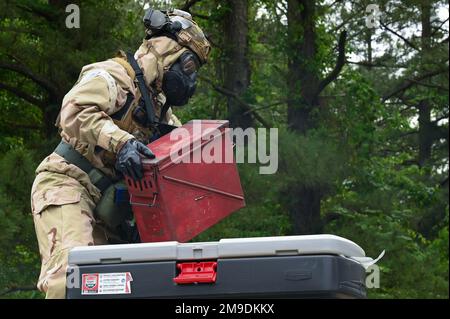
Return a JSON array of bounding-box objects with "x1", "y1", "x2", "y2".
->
[{"x1": 32, "y1": 180, "x2": 107, "y2": 299}]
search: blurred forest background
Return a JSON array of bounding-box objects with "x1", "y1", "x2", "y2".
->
[{"x1": 0, "y1": 0, "x2": 448, "y2": 298}]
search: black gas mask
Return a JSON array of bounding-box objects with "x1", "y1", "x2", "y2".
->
[
  {"x1": 130, "y1": 51, "x2": 199, "y2": 128},
  {"x1": 162, "y1": 50, "x2": 199, "y2": 106}
]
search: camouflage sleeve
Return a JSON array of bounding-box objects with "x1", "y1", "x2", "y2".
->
[{"x1": 59, "y1": 73, "x2": 134, "y2": 154}]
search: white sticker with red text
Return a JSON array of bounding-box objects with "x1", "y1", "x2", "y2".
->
[{"x1": 81, "y1": 272, "x2": 133, "y2": 295}]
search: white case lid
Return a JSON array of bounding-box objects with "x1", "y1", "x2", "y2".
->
[{"x1": 68, "y1": 234, "x2": 365, "y2": 265}]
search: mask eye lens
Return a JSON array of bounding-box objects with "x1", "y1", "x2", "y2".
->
[
  {"x1": 182, "y1": 59, "x2": 197, "y2": 75},
  {"x1": 178, "y1": 52, "x2": 199, "y2": 75}
]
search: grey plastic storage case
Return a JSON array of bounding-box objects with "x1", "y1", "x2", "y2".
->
[{"x1": 66, "y1": 234, "x2": 368, "y2": 299}]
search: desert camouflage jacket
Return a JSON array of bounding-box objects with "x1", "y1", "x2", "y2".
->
[{"x1": 31, "y1": 37, "x2": 187, "y2": 213}]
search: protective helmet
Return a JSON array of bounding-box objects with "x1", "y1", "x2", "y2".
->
[{"x1": 143, "y1": 9, "x2": 211, "y2": 65}]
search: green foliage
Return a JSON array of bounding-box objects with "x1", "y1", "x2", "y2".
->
[
  {"x1": 194, "y1": 162, "x2": 292, "y2": 241},
  {"x1": 0, "y1": 148, "x2": 42, "y2": 298},
  {"x1": 322, "y1": 151, "x2": 449, "y2": 298},
  {"x1": 278, "y1": 128, "x2": 348, "y2": 188},
  {"x1": 0, "y1": 0, "x2": 448, "y2": 300}
]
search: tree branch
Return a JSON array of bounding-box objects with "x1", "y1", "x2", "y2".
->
[
  {"x1": 408, "y1": 79, "x2": 449, "y2": 92},
  {"x1": 200, "y1": 76, "x2": 271, "y2": 128},
  {"x1": 432, "y1": 113, "x2": 450, "y2": 124},
  {"x1": 382, "y1": 68, "x2": 448, "y2": 101},
  {"x1": 347, "y1": 60, "x2": 408, "y2": 69},
  {"x1": 316, "y1": 30, "x2": 347, "y2": 96},
  {"x1": 330, "y1": 15, "x2": 354, "y2": 33},
  {"x1": 431, "y1": 17, "x2": 449, "y2": 37},
  {"x1": 242, "y1": 99, "x2": 293, "y2": 115},
  {"x1": 0, "y1": 82, "x2": 45, "y2": 108},
  {"x1": 324, "y1": 0, "x2": 344, "y2": 10},
  {"x1": 181, "y1": 0, "x2": 202, "y2": 12},
  {"x1": 0, "y1": 61, "x2": 58, "y2": 96},
  {"x1": 380, "y1": 21, "x2": 419, "y2": 50},
  {"x1": 15, "y1": 3, "x2": 58, "y2": 22}
]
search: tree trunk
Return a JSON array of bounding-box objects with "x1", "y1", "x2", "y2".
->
[
  {"x1": 366, "y1": 29, "x2": 373, "y2": 69},
  {"x1": 286, "y1": 0, "x2": 323, "y2": 234},
  {"x1": 418, "y1": 100, "x2": 433, "y2": 166},
  {"x1": 418, "y1": 2, "x2": 432, "y2": 167},
  {"x1": 289, "y1": 186, "x2": 323, "y2": 234},
  {"x1": 223, "y1": 0, "x2": 252, "y2": 128},
  {"x1": 287, "y1": 0, "x2": 320, "y2": 134}
]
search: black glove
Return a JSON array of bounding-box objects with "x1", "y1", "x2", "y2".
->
[{"x1": 115, "y1": 139, "x2": 155, "y2": 181}]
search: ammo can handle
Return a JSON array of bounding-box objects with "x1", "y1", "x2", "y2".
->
[{"x1": 129, "y1": 192, "x2": 158, "y2": 207}]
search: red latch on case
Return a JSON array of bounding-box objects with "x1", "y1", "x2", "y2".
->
[{"x1": 173, "y1": 262, "x2": 217, "y2": 284}]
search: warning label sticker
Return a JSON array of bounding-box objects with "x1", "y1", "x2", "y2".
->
[{"x1": 81, "y1": 272, "x2": 133, "y2": 295}]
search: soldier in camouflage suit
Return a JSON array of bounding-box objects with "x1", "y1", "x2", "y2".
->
[{"x1": 30, "y1": 10, "x2": 210, "y2": 298}]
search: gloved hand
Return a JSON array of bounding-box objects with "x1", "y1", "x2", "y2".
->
[{"x1": 115, "y1": 139, "x2": 155, "y2": 181}]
